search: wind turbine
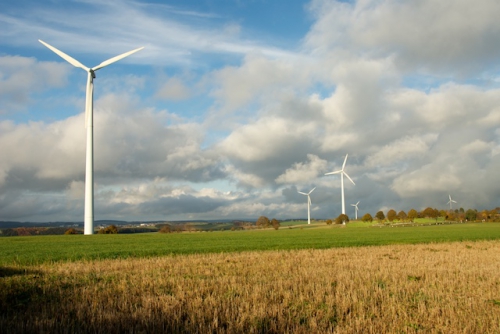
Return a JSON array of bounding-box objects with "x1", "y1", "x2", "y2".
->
[
  {"x1": 447, "y1": 194, "x2": 457, "y2": 210},
  {"x1": 325, "y1": 154, "x2": 355, "y2": 215},
  {"x1": 351, "y1": 201, "x2": 360, "y2": 220},
  {"x1": 298, "y1": 187, "x2": 316, "y2": 225},
  {"x1": 39, "y1": 40, "x2": 144, "y2": 235}
]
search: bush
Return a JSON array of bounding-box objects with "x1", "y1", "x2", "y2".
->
[
  {"x1": 326, "y1": 219, "x2": 333, "y2": 225},
  {"x1": 465, "y1": 209, "x2": 477, "y2": 221},
  {"x1": 375, "y1": 211, "x2": 385, "y2": 221},
  {"x1": 64, "y1": 228, "x2": 78, "y2": 235},
  {"x1": 387, "y1": 209, "x2": 397, "y2": 222},
  {"x1": 159, "y1": 225, "x2": 172, "y2": 233},
  {"x1": 271, "y1": 218, "x2": 280, "y2": 230},
  {"x1": 98, "y1": 225, "x2": 118, "y2": 234},
  {"x1": 1, "y1": 228, "x2": 18, "y2": 237},
  {"x1": 335, "y1": 214, "x2": 349, "y2": 225},
  {"x1": 362, "y1": 213, "x2": 373, "y2": 222},
  {"x1": 256, "y1": 216, "x2": 270, "y2": 228}
]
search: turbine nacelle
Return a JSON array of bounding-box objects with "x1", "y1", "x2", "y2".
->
[
  {"x1": 298, "y1": 187, "x2": 316, "y2": 196},
  {"x1": 325, "y1": 154, "x2": 355, "y2": 185},
  {"x1": 447, "y1": 194, "x2": 457, "y2": 210}
]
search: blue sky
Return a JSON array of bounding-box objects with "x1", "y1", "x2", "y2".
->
[{"x1": 1, "y1": 0, "x2": 500, "y2": 222}]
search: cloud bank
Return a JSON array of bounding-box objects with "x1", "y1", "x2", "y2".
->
[{"x1": 1, "y1": 0, "x2": 499, "y2": 222}]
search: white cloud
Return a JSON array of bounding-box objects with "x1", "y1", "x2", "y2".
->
[
  {"x1": 223, "y1": 165, "x2": 265, "y2": 189},
  {"x1": 460, "y1": 140, "x2": 493, "y2": 155},
  {"x1": 210, "y1": 53, "x2": 308, "y2": 113},
  {"x1": 0, "y1": 56, "x2": 69, "y2": 113},
  {"x1": 365, "y1": 134, "x2": 438, "y2": 168},
  {"x1": 305, "y1": 0, "x2": 500, "y2": 75},
  {"x1": 275, "y1": 154, "x2": 328, "y2": 185},
  {"x1": 155, "y1": 77, "x2": 191, "y2": 100},
  {"x1": 391, "y1": 162, "x2": 462, "y2": 198},
  {"x1": 2, "y1": 0, "x2": 500, "y2": 222}
]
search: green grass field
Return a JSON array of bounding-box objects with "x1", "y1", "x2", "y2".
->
[{"x1": 1, "y1": 222, "x2": 499, "y2": 266}]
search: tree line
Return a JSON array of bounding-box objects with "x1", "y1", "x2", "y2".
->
[{"x1": 358, "y1": 207, "x2": 500, "y2": 223}]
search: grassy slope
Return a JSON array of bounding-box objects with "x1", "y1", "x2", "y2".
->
[{"x1": 1, "y1": 222, "x2": 499, "y2": 266}]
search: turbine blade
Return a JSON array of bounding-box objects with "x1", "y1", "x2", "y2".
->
[
  {"x1": 39, "y1": 40, "x2": 89, "y2": 71},
  {"x1": 308, "y1": 187, "x2": 316, "y2": 195},
  {"x1": 298, "y1": 191, "x2": 307, "y2": 195},
  {"x1": 344, "y1": 172, "x2": 355, "y2": 185},
  {"x1": 325, "y1": 170, "x2": 342, "y2": 175},
  {"x1": 452, "y1": 200, "x2": 457, "y2": 203},
  {"x1": 342, "y1": 154, "x2": 348, "y2": 170},
  {"x1": 356, "y1": 201, "x2": 360, "y2": 205},
  {"x1": 92, "y1": 46, "x2": 144, "y2": 71}
]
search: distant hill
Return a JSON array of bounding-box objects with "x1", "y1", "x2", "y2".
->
[{"x1": 0, "y1": 219, "x2": 257, "y2": 229}]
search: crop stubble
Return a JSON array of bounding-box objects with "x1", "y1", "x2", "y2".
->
[{"x1": 1, "y1": 240, "x2": 500, "y2": 333}]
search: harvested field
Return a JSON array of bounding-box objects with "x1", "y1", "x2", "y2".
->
[{"x1": 1, "y1": 240, "x2": 500, "y2": 333}]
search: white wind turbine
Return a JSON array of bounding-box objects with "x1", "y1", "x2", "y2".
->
[
  {"x1": 325, "y1": 154, "x2": 355, "y2": 215},
  {"x1": 39, "y1": 40, "x2": 144, "y2": 235},
  {"x1": 351, "y1": 201, "x2": 360, "y2": 220},
  {"x1": 298, "y1": 187, "x2": 316, "y2": 225},
  {"x1": 447, "y1": 194, "x2": 457, "y2": 210}
]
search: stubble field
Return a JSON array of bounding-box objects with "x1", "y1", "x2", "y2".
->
[{"x1": 1, "y1": 231, "x2": 500, "y2": 332}]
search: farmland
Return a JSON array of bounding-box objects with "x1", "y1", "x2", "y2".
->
[
  {"x1": 1, "y1": 223, "x2": 500, "y2": 332},
  {"x1": 0, "y1": 222, "x2": 499, "y2": 265}
]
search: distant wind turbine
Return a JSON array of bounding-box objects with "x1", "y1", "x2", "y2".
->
[
  {"x1": 298, "y1": 187, "x2": 316, "y2": 225},
  {"x1": 351, "y1": 201, "x2": 360, "y2": 220},
  {"x1": 39, "y1": 40, "x2": 144, "y2": 235},
  {"x1": 447, "y1": 194, "x2": 457, "y2": 210},
  {"x1": 325, "y1": 154, "x2": 355, "y2": 215}
]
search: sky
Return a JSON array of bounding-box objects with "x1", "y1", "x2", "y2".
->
[{"x1": 1, "y1": 0, "x2": 500, "y2": 223}]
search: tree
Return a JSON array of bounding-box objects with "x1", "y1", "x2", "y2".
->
[
  {"x1": 98, "y1": 225, "x2": 118, "y2": 234},
  {"x1": 478, "y1": 210, "x2": 489, "y2": 221},
  {"x1": 422, "y1": 207, "x2": 437, "y2": 219},
  {"x1": 465, "y1": 209, "x2": 477, "y2": 222},
  {"x1": 446, "y1": 211, "x2": 457, "y2": 221},
  {"x1": 387, "y1": 209, "x2": 397, "y2": 222},
  {"x1": 159, "y1": 225, "x2": 172, "y2": 233},
  {"x1": 64, "y1": 228, "x2": 78, "y2": 235},
  {"x1": 408, "y1": 209, "x2": 418, "y2": 222},
  {"x1": 325, "y1": 219, "x2": 333, "y2": 225},
  {"x1": 361, "y1": 213, "x2": 373, "y2": 222},
  {"x1": 1, "y1": 228, "x2": 18, "y2": 237},
  {"x1": 256, "y1": 216, "x2": 270, "y2": 228},
  {"x1": 397, "y1": 210, "x2": 407, "y2": 222},
  {"x1": 271, "y1": 218, "x2": 280, "y2": 230},
  {"x1": 335, "y1": 214, "x2": 349, "y2": 225},
  {"x1": 375, "y1": 211, "x2": 385, "y2": 222}
]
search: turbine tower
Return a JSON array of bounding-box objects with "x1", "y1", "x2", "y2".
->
[
  {"x1": 447, "y1": 194, "x2": 457, "y2": 210},
  {"x1": 298, "y1": 187, "x2": 316, "y2": 225},
  {"x1": 351, "y1": 201, "x2": 360, "y2": 220},
  {"x1": 39, "y1": 40, "x2": 144, "y2": 235},
  {"x1": 325, "y1": 154, "x2": 355, "y2": 215}
]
